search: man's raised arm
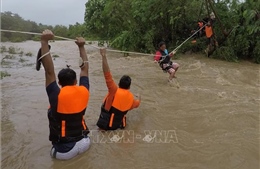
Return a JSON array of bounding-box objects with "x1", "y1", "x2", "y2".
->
[
  {"x1": 100, "y1": 48, "x2": 110, "y2": 73},
  {"x1": 76, "y1": 37, "x2": 88, "y2": 77},
  {"x1": 100, "y1": 48, "x2": 117, "y2": 93},
  {"x1": 40, "y1": 30, "x2": 56, "y2": 87}
]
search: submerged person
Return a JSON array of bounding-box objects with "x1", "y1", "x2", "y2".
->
[
  {"x1": 96, "y1": 48, "x2": 141, "y2": 130},
  {"x1": 154, "y1": 42, "x2": 180, "y2": 82},
  {"x1": 36, "y1": 29, "x2": 90, "y2": 160}
]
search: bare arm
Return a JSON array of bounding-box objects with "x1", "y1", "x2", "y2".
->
[
  {"x1": 76, "y1": 37, "x2": 88, "y2": 77},
  {"x1": 40, "y1": 30, "x2": 56, "y2": 87},
  {"x1": 169, "y1": 50, "x2": 176, "y2": 58},
  {"x1": 130, "y1": 94, "x2": 141, "y2": 110}
]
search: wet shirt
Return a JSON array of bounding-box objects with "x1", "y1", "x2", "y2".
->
[
  {"x1": 46, "y1": 76, "x2": 89, "y2": 153},
  {"x1": 154, "y1": 49, "x2": 173, "y2": 62}
]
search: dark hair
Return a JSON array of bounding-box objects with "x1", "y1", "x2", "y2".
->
[
  {"x1": 158, "y1": 41, "x2": 166, "y2": 48},
  {"x1": 58, "y1": 68, "x2": 76, "y2": 87},
  {"x1": 119, "y1": 75, "x2": 131, "y2": 89}
]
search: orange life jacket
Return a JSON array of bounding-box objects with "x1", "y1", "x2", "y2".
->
[
  {"x1": 205, "y1": 25, "x2": 213, "y2": 38},
  {"x1": 48, "y1": 85, "x2": 89, "y2": 143},
  {"x1": 97, "y1": 88, "x2": 134, "y2": 130}
]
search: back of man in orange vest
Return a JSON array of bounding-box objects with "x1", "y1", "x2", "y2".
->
[
  {"x1": 37, "y1": 30, "x2": 90, "y2": 160},
  {"x1": 96, "y1": 48, "x2": 141, "y2": 130}
]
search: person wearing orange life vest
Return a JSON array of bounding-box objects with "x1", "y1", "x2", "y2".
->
[
  {"x1": 96, "y1": 48, "x2": 141, "y2": 130},
  {"x1": 205, "y1": 20, "x2": 214, "y2": 57},
  {"x1": 204, "y1": 12, "x2": 217, "y2": 57},
  {"x1": 36, "y1": 30, "x2": 90, "y2": 160}
]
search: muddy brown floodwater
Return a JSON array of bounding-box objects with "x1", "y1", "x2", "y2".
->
[{"x1": 1, "y1": 41, "x2": 259, "y2": 169}]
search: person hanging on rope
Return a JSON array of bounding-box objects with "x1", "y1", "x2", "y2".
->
[
  {"x1": 36, "y1": 29, "x2": 90, "y2": 160},
  {"x1": 96, "y1": 48, "x2": 141, "y2": 130},
  {"x1": 205, "y1": 19, "x2": 214, "y2": 57},
  {"x1": 191, "y1": 20, "x2": 206, "y2": 44},
  {"x1": 154, "y1": 41, "x2": 180, "y2": 82},
  {"x1": 197, "y1": 20, "x2": 205, "y2": 37},
  {"x1": 204, "y1": 12, "x2": 218, "y2": 57}
]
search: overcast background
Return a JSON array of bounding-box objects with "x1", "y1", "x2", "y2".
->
[{"x1": 1, "y1": 0, "x2": 87, "y2": 26}]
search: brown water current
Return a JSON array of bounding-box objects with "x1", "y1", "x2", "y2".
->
[{"x1": 1, "y1": 41, "x2": 259, "y2": 169}]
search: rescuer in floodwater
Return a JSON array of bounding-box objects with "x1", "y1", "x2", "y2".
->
[
  {"x1": 36, "y1": 29, "x2": 90, "y2": 160},
  {"x1": 96, "y1": 48, "x2": 141, "y2": 130}
]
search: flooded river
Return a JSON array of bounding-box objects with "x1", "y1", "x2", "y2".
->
[{"x1": 1, "y1": 41, "x2": 259, "y2": 169}]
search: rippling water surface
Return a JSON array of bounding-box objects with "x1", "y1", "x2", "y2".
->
[{"x1": 1, "y1": 41, "x2": 259, "y2": 169}]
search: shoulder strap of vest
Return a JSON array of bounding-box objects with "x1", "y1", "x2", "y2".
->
[
  {"x1": 159, "y1": 54, "x2": 170, "y2": 63},
  {"x1": 102, "y1": 96, "x2": 115, "y2": 113}
]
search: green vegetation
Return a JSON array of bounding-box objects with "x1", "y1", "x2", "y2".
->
[
  {"x1": 1, "y1": 12, "x2": 83, "y2": 42},
  {"x1": 8, "y1": 46, "x2": 17, "y2": 54},
  {"x1": 1, "y1": 44, "x2": 34, "y2": 58},
  {"x1": 18, "y1": 58, "x2": 27, "y2": 63},
  {"x1": 22, "y1": 63, "x2": 34, "y2": 67},
  {"x1": 84, "y1": 0, "x2": 260, "y2": 63},
  {"x1": 52, "y1": 54, "x2": 60, "y2": 58},
  {"x1": 32, "y1": 36, "x2": 41, "y2": 41},
  {"x1": 0, "y1": 71, "x2": 11, "y2": 79},
  {"x1": 25, "y1": 52, "x2": 33, "y2": 56},
  {"x1": 1, "y1": 0, "x2": 259, "y2": 63},
  {"x1": 1, "y1": 59, "x2": 9, "y2": 66},
  {"x1": 4, "y1": 54, "x2": 15, "y2": 60},
  {"x1": 19, "y1": 51, "x2": 24, "y2": 56},
  {"x1": 3, "y1": 46, "x2": 26, "y2": 56},
  {"x1": 0, "y1": 46, "x2": 7, "y2": 53}
]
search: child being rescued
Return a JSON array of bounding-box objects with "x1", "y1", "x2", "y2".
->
[{"x1": 154, "y1": 42, "x2": 180, "y2": 82}]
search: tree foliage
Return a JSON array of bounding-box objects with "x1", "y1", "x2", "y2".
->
[
  {"x1": 84, "y1": 0, "x2": 260, "y2": 63},
  {"x1": 1, "y1": 12, "x2": 85, "y2": 42}
]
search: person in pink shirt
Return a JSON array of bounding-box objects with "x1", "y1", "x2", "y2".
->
[{"x1": 154, "y1": 42, "x2": 180, "y2": 82}]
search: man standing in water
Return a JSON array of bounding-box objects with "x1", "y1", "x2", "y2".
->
[
  {"x1": 37, "y1": 30, "x2": 90, "y2": 160},
  {"x1": 154, "y1": 41, "x2": 180, "y2": 82},
  {"x1": 96, "y1": 48, "x2": 141, "y2": 130}
]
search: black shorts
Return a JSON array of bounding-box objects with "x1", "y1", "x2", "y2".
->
[{"x1": 207, "y1": 36, "x2": 214, "y2": 45}]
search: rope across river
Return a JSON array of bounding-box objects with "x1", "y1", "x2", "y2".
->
[
  {"x1": 0, "y1": 28, "x2": 207, "y2": 71},
  {"x1": 0, "y1": 28, "x2": 190, "y2": 88},
  {"x1": 0, "y1": 29, "x2": 155, "y2": 56},
  {"x1": 1, "y1": 26, "x2": 206, "y2": 57}
]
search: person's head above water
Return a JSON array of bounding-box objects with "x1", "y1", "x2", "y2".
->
[
  {"x1": 119, "y1": 75, "x2": 131, "y2": 89},
  {"x1": 158, "y1": 41, "x2": 166, "y2": 51},
  {"x1": 58, "y1": 67, "x2": 77, "y2": 87}
]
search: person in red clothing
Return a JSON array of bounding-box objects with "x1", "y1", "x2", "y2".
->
[
  {"x1": 96, "y1": 48, "x2": 141, "y2": 130},
  {"x1": 154, "y1": 42, "x2": 179, "y2": 82}
]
